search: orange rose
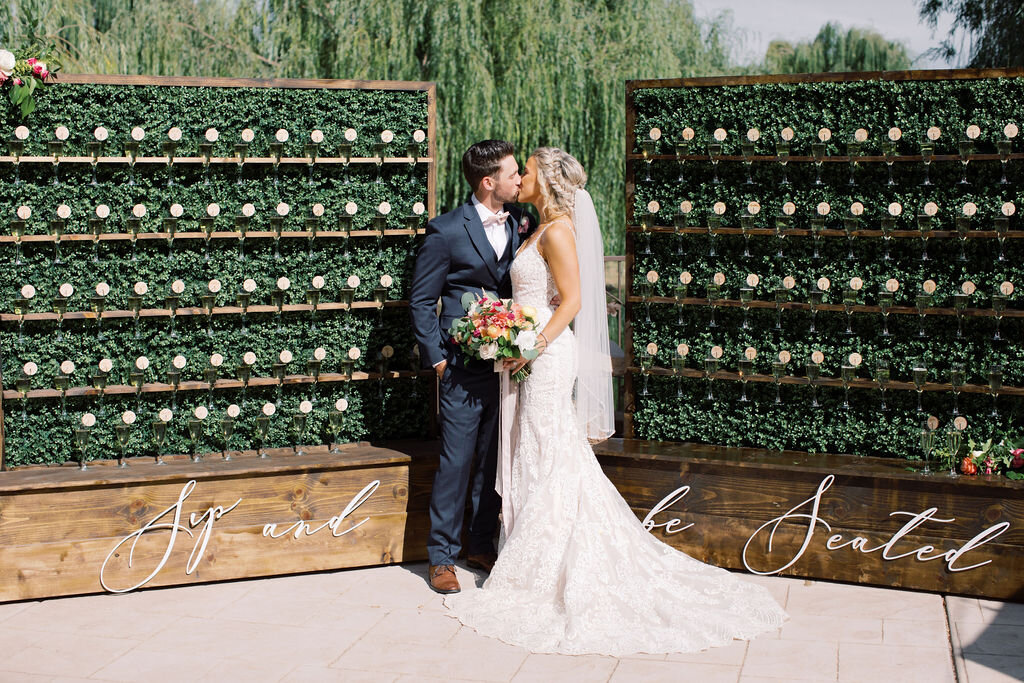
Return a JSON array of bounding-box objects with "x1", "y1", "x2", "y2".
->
[{"x1": 486, "y1": 325, "x2": 501, "y2": 338}]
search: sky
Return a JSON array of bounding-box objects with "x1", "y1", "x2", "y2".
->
[{"x1": 693, "y1": 0, "x2": 958, "y2": 68}]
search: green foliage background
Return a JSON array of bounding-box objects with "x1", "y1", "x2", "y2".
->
[
  {"x1": 0, "y1": 0, "x2": 736, "y2": 254},
  {"x1": 630, "y1": 76, "x2": 1022, "y2": 458},
  {"x1": 1, "y1": 82, "x2": 431, "y2": 467}
]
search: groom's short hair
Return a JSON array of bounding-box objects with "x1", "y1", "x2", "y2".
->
[{"x1": 463, "y1": 139, "x2": 515, "y2": 190}]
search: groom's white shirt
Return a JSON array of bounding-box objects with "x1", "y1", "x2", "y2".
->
[{"x1": 472, "y1": 195, "x2": 509, "y2": 259}]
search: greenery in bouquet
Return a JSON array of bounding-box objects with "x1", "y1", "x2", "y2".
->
[
  {"x1": 448, "y1": 292, "x2": 540, "y2": 382},
  {"x1": 0, "y1": 45, "x2": 60, "y2": 117}
]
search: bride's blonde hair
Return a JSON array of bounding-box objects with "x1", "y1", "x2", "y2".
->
[{"x1": 531, "y1": 147, "x2": 587, "y2": 219}]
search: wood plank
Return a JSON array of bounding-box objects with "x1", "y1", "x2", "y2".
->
[
  {"x1": 631, "y1": 507, "x2": 1024, "y2": 599},
  {"x1": 57, "y1": 73, "x2": 434, "y2": 92},
  {"x1": 0, "y1": 513, "x2": 413, "y2": 601},
  {"x1": 0, "y1": 441, "x2": 415, "y2": 492},
  {"x1": 625, "y1": 67, "x2": 1024, "y2": 91},
  {"x1": 0, "y1": 465, "x2": 409, "y2": 546},
  {"x1": 602, "y1": 462, "x2": 1024, "y2": 545}
]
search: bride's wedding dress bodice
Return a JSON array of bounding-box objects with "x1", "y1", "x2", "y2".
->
[{"x1": 445, "y1": 235, "x2": 786, "y2": 655}]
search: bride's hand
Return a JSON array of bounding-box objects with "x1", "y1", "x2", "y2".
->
[{"x1": 506, "y1": 357, "x2": 529, "y2": 375}]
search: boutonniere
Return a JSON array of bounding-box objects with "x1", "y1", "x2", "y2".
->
[{"x1": 518, "y1": 215, "x2": 530, "y2": 235}]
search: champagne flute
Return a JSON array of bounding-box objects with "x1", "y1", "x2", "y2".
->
[
  {"x1": 772, "y1": 354, "x2": 788, "y2": 405},
  {"x1": 152, "y1": 409, "x2": 171, "y2": 465},
  {"x1": 672, "y1": 344, "x2": 688, "y2": 399},
  {"x1": 737, "y1": 353, "x2": 753, "y2": 403},
  {"x1": 912, "y1": 362, "x2": 928, "y2": 415},
  {"x1": 293, "y1": 401, "x2": 312, "y2": 456},
  {"x1": 75, "y1": 413, "x2": 96, "y2": 470},
  {"x1": 988, "y1": 365, "x2": 1002, "y2": 418},
  {"x1": 947, "y1": 426, "x2": 963, "y2": 477},
  {"x1": 638, "y1": 344, "x2": 654, "y2": 397},
  {"x1": 222, "y1": 404, "x2": 239, "y2": 460},
  {"x1": 950, "y1": 363, "x2": 965, "y2": 416},
  {"x1": 953, "y1": 293, "x2": 969, "y2": 338},
  {"x1": 703, "y1": 355, "x2": 719, "y2": 402},
  {"x1": 257, "y1": 403, "x2": 275, "y2": 458},
  {"x1": 875, "y1": 359, "x2": 890, "y2": 412},
  {"x1": 805, "y1": 360, "x2": 820, "y2": 408},
  {"x1": 329, "y1": 398, "x2": 348, "y2": 454},
  {"x1": 992, "y1": 294, "x2": 1007, "y2": 341},
  {"x1": 776, "y1": 128, "x2": 792, "y2": 185},
  {"x1": 920, "y1": 425, "x2": 935, "y2": 475},
  {"x1": 915, "y1": 293, "x2": 932, "y2": 339}
]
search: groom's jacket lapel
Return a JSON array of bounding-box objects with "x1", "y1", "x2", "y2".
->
[{"x1": 463, "y1": 202, "x2": 500, "y2": 282}]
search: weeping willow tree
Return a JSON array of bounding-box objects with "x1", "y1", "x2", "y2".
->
[
  {"x1": 762, "y1": 22, "x2": 911, "y2": 75},
  {"x1": 0, "y1": 0, "x2": 733, "y2": 251}
]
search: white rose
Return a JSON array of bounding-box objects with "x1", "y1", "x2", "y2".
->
[
  {"x1": 515, "y1": 330, "x2": 538, "y2": 352},
  {"x1": 0, "y1": 49, "x2": 15, "y2": 76},
  {"x1": 478, "y1": 342, "x2": 499, "y2": 360}
]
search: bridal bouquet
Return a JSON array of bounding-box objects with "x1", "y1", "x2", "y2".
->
[{"x1": 448, "y1": 291, "x2": 540, "y2": 382}]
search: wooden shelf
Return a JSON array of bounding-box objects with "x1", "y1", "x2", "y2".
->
[
  {"x1": 1, "y1": 299, "x2": 407, "y2": 322},
  {"x1": 2, "y1": 369, "x2": 432, "y2": 401},
  {"x1": 0, "y1": 228, "x2": 424, "y2": 244},
  {"x1": 0, "y1": 155, "x2": 433, "y2": 166},
  {"x1": 627, "y1": 225, "x2": 1024, "y2": 239},
  {"x1": 628, "y1": 152, "x2": 1024, "y2": 163},
  {"x1": 628, "y1": 295, "x2": 1023, "y2": 318},
  {"x1": 627, "y1": 365, "x2": 1024, "y2": 396}
]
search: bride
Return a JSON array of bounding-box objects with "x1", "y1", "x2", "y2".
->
[{"x1": 444, "y1": 147, "x2": 787, "y2": 655}]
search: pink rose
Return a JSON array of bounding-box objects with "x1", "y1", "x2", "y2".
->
[
  {"x1": 26, "y1": 58, "x2": 36, "y2": 66},
  {"x1": 1013, "y1": 448, "x2": 1024, "y2": 457},
  {"x1": 40, "y1": 69, "x2": 49, "y2": 79},
  {"x1": 13, "y1": 78, "x2": 21, "y2": 85},
  {"x1": 0, "y1": 73, "x2": 6, "y2": 84}
]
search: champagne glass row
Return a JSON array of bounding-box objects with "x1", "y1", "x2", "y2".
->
[
  {"x1": 8, "y1": 346, "x2": 424, "y2": 420},
  {"x1": 631, "y1": 274, "x2": 1016, "y2": 340},
  {"x1": 630, "y1": 344, "x2": 1015, "y2": 415},
  {"x1": 70, "y1": 397, "x2": 356, "y2": 469},
  {"x1": 6, "y1": 274, "x2": 399, "y2": 341},
  {"x1": 635, "y1": 125, "x2": 1021, "y2": 186},
  {"x1": 6, "y1": 125, "x2": 428, "y2": 158}
]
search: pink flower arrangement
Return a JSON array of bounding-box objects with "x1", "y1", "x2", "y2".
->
[
  {"x1": 448, "y1": 292, "x2": 540, "y2": 382},
  {"x1": 0, "y1": 46, "x2": 60, "y2": 117}
]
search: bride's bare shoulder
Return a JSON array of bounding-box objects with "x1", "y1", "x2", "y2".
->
[{"x1": 538, "y1": 218, "x2": 576, "y2": 255}]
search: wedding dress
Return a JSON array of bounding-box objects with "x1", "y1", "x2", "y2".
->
[{"x1": 444, "y1": 227, "x2": 787, "y2": 656}]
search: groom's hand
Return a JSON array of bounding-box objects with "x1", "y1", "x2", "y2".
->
[{"x1": 434, "y1": 360, "x2": 447, "y2": 378}]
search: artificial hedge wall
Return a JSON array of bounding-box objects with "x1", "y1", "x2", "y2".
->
[
  {"x1": 628, "y1": 74, "x2": 1021, "y2": 459},
  {"x1": 1, "y1": 80, "x2": 432, "y2": 467}
]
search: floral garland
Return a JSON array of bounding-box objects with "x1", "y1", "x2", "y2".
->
[{"x1": 0, "y1": 47, "x2": 60, "y2": 117}]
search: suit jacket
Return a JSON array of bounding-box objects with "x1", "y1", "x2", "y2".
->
[{"x1": 410, "y1": 200, "x2": 535, "y2": 373}]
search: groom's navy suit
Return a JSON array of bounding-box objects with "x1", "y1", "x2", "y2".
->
[{"x1": 410, "y1": 199, "x2": 532, "y2": 566}]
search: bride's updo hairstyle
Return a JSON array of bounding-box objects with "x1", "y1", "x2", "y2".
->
[{"x1": 531, "y1": 147, "x2": 587, "y2": 218}]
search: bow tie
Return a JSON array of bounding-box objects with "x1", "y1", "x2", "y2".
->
[{"x1": 482, "y1": 211, "x2": 510, "y2": 228}]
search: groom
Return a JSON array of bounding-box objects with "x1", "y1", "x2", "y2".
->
[{"x1": 410, "y1": 140, "x2": 531, "y2": 594}]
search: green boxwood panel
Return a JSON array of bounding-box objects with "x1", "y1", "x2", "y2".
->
[
  {"x1": 630, "y1": 76, "x2": 1022, "y2": 457},
  {"x1": 1, "y1": 81, "x2": 431, "y2": 467}
]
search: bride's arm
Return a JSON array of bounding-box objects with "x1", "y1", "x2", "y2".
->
[
  {"x1": 536, "y1": 221, "x2": 581, "y2": 345},
  {"x1": 506, "y1": 220, "x2": 580, "y2": 374}
]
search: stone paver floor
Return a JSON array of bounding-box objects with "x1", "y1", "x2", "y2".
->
[{"x1": 0, "y1": 562, "x2": 1020, "y2": 682}]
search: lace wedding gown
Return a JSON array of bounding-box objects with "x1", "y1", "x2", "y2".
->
[{"x1": 445, "y1": 238, "x2": 787, "y2": 655}]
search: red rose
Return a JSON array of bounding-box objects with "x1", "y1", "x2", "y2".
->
[{"x1": 26, "y1": 58, "x2": 36, "y2": 65}]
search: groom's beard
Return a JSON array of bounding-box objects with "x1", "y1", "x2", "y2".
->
[{"x1": 494, "y1": 188, "x2": 520, "y2": 205}]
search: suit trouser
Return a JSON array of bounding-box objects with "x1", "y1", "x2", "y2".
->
[{"x1": 428, "y1": 362, "x2": 502, "y2": 566}]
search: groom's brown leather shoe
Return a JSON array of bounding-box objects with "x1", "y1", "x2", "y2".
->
[
  {"x1": 428, "y1": 564, "x2": 460, "y2": 594},
  {"x1": 466, "y1": 552, "x2": 498, "y2": 573}
]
